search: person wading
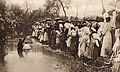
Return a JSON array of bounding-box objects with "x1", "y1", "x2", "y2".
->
[{"x1": 17, "y1": 37, "x2": 25, "y2": 57}]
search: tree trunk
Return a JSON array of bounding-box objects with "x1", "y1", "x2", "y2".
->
[{"x1": 58, "y1": 0, "x2": 67, "y2": 17}]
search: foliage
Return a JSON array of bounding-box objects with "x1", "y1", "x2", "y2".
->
[{"x1": 44, "y1": 0, "x2": 71, "y2": 18}]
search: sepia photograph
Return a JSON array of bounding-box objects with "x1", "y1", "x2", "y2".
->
[{"x1": 0, "y1": 0, "x2": 120, "y2": 72}]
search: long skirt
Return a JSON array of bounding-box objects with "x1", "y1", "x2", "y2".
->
[
  {"x1": 43, "y1": 32, "x2": 48, "y2": 41},
  {"x1": 32, "y1": 31, "x2": 35, "y2": 36},
  {"x1": 39, "y1": 33, "x2": 44, "y2": 42},
  {"x1": 101, "y1": 31, "x2": 112, "y2": 57},
  {"x1": 56, "y1": 37, "x2": 60, "y2": 44},
  {"x1": 66, "y1": 37, "x2": 71, "y2": 47}
]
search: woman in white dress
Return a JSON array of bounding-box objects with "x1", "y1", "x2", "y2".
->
[
  {"x1": 43, "y1": 28, "x2": 48, "y2": 42},
  {"x1": 78, "y1": 27, "x2": 90, "y2": 57},
  {"x1": 78, "y1": 29, "x2": 84, "y2": 57},
  {"x1": 39, "y1": 27, "x2": 44, "y2": 42},
  {"x1": 56, "y1": 30, "x2": 60, "y2": 48},
  {"x1": 101, "y1": 16, "x2": 113, "y2": 57}
]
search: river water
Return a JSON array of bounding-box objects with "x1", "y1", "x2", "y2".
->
[{"x1": 2, "y1": 38, "x2": 69, "y2": 72}]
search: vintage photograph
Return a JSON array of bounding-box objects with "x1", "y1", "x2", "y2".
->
[{"x1": 0, "y1": 0, "x2": 120, "y2": 72}]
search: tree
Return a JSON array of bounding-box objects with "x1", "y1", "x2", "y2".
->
[
  {"x1": 0, "y1": 0, "x2": 6, "y2": 63},
  {"x1": 44, "y1": 0, "x2": 71, "y2": 18},
  {"x1": 44, "y1": 0, "x2": 60, "y2": 18},
  {"x1": 57, "y1": 0, "x2": 71, "y2": 17}
]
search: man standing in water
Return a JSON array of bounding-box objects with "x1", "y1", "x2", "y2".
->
[{"x1": 17, "y1": 37, "x2": 26, "y2": 57}]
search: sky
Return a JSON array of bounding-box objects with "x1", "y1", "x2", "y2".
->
[{"x1": 6, "y1": 0, "x2": 116, "y2": 18}]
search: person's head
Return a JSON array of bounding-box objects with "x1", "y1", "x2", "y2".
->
[
  {"x1": 71, "y1": 27, "x2": 75, "y2": 31},
  {"x1": 19, "y1": 39, "x2": 22, "y2": 41},
  {"x1": 25, "y1": 41, "x2": 27, "y2": 44},
  {"x1": 105, "y1": 17, "x2": 111, "y2": 22}
]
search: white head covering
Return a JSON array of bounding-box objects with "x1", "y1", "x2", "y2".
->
[
  {"x1": 35, "y1": 22, "x2": 40, "y2": 25},
  {"x1": 59, "y1": 24, "x2": 63, "y2": 28},
  {"x1": 103, "y1": 12, "x2": 109, "y2": 19},
  {"x1": 64, "y1": 23, "x2": 70, "y2": 28}
]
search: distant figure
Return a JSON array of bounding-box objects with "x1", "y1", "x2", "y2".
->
[
  {"x1": 17, "y1": 37, "x2": 25, "y2": 57},
  {"x1": 23, "y1": 41, "x2": 31, "y2": 56}
]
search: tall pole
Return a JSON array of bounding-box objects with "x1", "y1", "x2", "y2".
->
[
  {"x1": 101, "y1": 0, "x2": 106, "y2": 15},
  {"x1": 76, "y1": 5, "x2": 79, "y2": 18},
  {"x1": 83, "y1": 5, "x2": 88, "y2": 20}
]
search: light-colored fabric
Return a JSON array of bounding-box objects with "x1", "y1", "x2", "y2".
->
[
  {"x1": 56, "y1": 30, "x2": 60, "y2": 44},
  {"x1": 32, "y1": 31, "x2": 35, "y2": 36},
  {"x1": 113, "y1": 36, "x2": 120, "y2": 54},
  {"x1": 100, "y1": 22, "x2": 112, "y2": 57},
  {"x1": 23, "y1": 44, "x2": 31, "y2": 49},
  {"x1": 111, "y1": 11, "x2": 117, "y2": 28},
  {"x1": 66, "y1": 36, "x2": 72, "y2": 47},
  {"x1": 78, "y1": 35, "x2": 89, "y2": 57},
  {"x1": 115, "y1": 28, "x2": 120, "y2": 38},
  {"x1": 43, "y1": 32, "x2": 48, "y2": 41},
  {"x1": 97, "y1": 22, "x2": 105, "y2": 37},
  {"x1": 80, "y1": 27, "x2": 90, "y2": 35},
  {"x1": 113, "y1": 28, "x2": 120, "y2": 54},
  {"x1": 92, "y1": 33, "x2": 101, "y2": 41},
  {"x1": 64, "y1": 23, "x2": 71, "y2": 28},
  {"x1": 71, "y1": 30, "x2": 76, "y2": 37},
  {"x1": 39, "y1": 28, "x2": 44, "y2": 42}
]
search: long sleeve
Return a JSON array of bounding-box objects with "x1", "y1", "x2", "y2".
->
[
  {"x1": 22, "y1": 38, "x2": 25, "y2": 43},
  {"x1": 102, "y1": 23, "x2": 108, "y2": 36}
]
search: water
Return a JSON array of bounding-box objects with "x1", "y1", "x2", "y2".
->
[{"x1": 3, "y1": 38, "x2": 69, "y2": 72}]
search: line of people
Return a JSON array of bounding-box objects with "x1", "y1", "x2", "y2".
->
[{"x1": 31, "y1": 11, "x2": 120, "y2": 62}]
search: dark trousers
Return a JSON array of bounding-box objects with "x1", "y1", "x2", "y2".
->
[{"x1": 17, "y1": 50, "x2": 24, "y2": 57}]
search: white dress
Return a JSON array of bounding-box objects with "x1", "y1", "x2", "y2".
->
[
  {"x1": 56, "y1": 30, "x2": 60, "y2": 44},
  {"x1": 43, "y1": 31, "x2": 48, "y2": 41},
  {"x1": 39, "y1": 28, "x2": 44, "y2": 42},
  {"x1": 78, "y1": 34, "x2": 89, "y2": 57},
  {"x1": 100, "y1": 22, "x2": 112, "y2": 57},
  {"x1": 66, "y1": 36, "x2": 72, "y2": 47}
]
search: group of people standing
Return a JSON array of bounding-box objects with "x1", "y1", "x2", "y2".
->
[{"x1": 32, "y1": 10, "x2": 120, "y2": 63}]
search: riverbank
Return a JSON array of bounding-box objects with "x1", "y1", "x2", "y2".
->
[
  {"x1": 4, "y1": 37, "x2": 112, "y2": 72},
  {"x1": 40, "y1": 40, "x2": 112, "y2": 72}
]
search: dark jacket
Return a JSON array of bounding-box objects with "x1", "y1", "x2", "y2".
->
[{"x1": 17, "y1": 38, "x2": 25, "y2": 51}]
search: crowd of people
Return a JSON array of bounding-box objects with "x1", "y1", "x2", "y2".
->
[{"x1": 31, "y1": 10, "x2": 120, "y2": 71}]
